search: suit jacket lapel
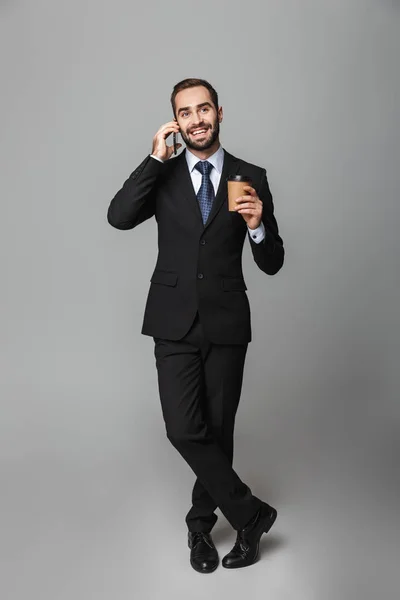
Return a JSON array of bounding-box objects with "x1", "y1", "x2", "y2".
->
[{"x1": 172, "y1": 151, "x2": 203, "y2": 223}]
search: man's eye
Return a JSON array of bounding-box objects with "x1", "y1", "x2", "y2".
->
[{"x1": 201, "y1": 108, "x2": 208, "y2": 112}]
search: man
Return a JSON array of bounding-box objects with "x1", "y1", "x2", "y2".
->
[{"x1": 107, "y1": 78, "x2": 285, "y2": 572}]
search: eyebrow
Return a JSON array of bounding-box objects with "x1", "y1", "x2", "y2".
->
[{"x1": 177, "y1": 102, "x2": 213, "y2": 115}]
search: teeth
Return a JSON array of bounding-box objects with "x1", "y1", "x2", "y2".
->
[{"x1": 193, "y1": 129, "x2": 207, "y2": 135}]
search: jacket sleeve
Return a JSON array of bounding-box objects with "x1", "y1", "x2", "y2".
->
[
  {"x1": 107, "y1": 155, "x2": 164, "y2": 230},
  {"x1": 248, "y1": 168, "x2": 285, "y2": 275}
]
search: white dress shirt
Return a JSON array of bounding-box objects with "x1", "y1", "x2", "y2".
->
[{"x1": 150, "y1": 147, "x2": 266, "y2": 243}]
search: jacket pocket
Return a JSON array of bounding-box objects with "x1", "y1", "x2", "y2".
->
[
  {"x1": 221, "y1": 277, "x2": 247, "y2": 291},
  {"x1": 150, "y1": 269, "x2": 178, "y2": 287}
]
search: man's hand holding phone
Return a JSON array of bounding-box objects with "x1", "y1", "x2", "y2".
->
[{"x1": 151, "y1": 120, "x2": 182, "y2": 162}]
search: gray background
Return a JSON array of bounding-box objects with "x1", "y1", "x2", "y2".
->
[{"x1": 1, "y1": 0, "x2": 399, "y2": 598}]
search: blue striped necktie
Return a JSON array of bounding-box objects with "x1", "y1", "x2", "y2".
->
[{"x1": 194, "y1": 160, "x2": 215, "y2": 224}]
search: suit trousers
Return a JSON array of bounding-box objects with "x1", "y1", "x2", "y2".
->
[{"x1": 153, "y1": 311, "x2": 262, "y2": 532}]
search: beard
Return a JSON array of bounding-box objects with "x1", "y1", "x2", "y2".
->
[{"x1": 181, "y1": 118, "x2": 220, "y2": 151}]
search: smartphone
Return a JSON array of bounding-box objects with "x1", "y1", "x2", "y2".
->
[{"x1": 173, "y1": 118, "x2": 179, "y2": 155}]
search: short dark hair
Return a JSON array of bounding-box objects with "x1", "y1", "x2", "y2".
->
[{"x1": 170, "y1": 78, "x2": 219, "y2": 117}]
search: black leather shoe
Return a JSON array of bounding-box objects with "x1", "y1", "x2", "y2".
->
[
  {"x1": 222, "y1": 502, "x2": 277, "y2": 569},
  {"x1": 188, "y1": 531, "x2": 219, "y2": 573}
]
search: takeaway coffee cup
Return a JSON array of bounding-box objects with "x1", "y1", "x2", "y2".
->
[{"x1": 227, "y1": 175, "x2": 252, "y2": 211}]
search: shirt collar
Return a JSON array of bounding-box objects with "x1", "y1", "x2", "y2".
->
[{"x1": 185, "y1": 144, "x2": 224, "y2": 175}]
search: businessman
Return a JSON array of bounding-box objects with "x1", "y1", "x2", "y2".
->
[{"x1": 107, "y1": 78, "x2": 285, "y2": 572}]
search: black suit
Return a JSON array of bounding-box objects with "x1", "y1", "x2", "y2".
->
[{"x1": 107, "y1": 149, "x2": 284, "y2": 531}]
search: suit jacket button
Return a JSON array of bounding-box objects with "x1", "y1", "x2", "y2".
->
[
  {"x1": 197, "y1": 273, "x2": 204, "y2": 279},
  {"x1": 200, "y1": 239, "x2": 206, "y2": 245}
]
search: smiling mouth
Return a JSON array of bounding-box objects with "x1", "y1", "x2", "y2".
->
[{"x1": 190, "y1": 128, "x2": 209, "y2": 137}]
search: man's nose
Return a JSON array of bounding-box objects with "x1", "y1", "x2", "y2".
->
[{"x1": 195, "y1": 113, "x2": 207, "y2": 124}]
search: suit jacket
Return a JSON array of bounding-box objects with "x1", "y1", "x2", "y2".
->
[{"x1": 107, "y1": 149, "x2": 284, "y2": 344}]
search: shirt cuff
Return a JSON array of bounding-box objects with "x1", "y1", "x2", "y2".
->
[
  {"x1": 248, "y1": 221, "x2": 266, "y2": 244},
  {"x1": 150, "y1": 154, "x2": 164, "y2": 163}
]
